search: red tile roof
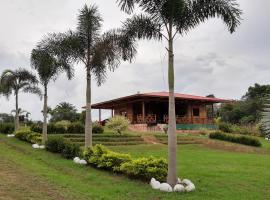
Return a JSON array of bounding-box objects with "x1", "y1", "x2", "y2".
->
[{"x1": 90, "y1": 92, "x2": 230, "y2": 109}]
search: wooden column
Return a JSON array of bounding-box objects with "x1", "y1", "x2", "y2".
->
[
  {"x1": 142, "y1": 101, "x2": 145, "y2": 123},
  {"x1": 99, "y1": 109, "x2": 101, "y2": 122},
  {"x1": 111, "y1": 109, "x2": 114, "y2": 118}
]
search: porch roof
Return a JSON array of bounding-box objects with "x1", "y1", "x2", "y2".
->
[{"x1": 91, "y1": 92, "x2": 231, "y2": 109}]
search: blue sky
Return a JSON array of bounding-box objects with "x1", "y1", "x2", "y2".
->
[{"x1": 0, "y1": 0, "x2": 269, "y2": 120}]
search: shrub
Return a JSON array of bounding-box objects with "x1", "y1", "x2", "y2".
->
[
  {"x1": 98, "y1": 151, "x2": 131, "y2": 172},
  {"x1": 93, "y1": 123, "x2": 104, "y2": 134},
  {"x1": 45, "y1": 136, "x2": 66, "y2": 153},
  {"x1": 67, "y1": 122, "x2": 84, "y2": 133},
  {"x1": 219, "y1": 122, "x2": 233, "y2": 133},
  {"x1": 87, "y1": 144, "x2": 109, "y2": 166},
  {"x1": 55, "y1": 120, "x2": 71, "y2": 131},
  {"x1": 0, "y1": 123, "x2": 15, "y2": 134},
  {"x1": 61, "y1": 141, "x2": 81, "y2": 159},
  {"x1": 15, "y1": 128, "x2": 41, "y2": 144},
  {"x1": 120, "y1": 157, "x2": 168, "y2": 182},
  {"x1": 30, "y1": 123, "x2": 42, "y2": 133},
  {"x1": 106, "y1": 116, "x2": 130, "y2": 134},
  {"x1": 209, "y1": 131, "x2": 262, "y2": 147}
]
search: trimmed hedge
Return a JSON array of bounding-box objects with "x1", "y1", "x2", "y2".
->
[
  {"x1": 31, "y1": 122, "x2": 103, "y2": 134},
  {"x1": 45, "y1": 136, "x2": 81, "y2": 159},
  {"x1": 209, "y1": 131, "x2": 261, "y2": 147},
  {"x1": 15, "y1": 128, "x2": 42, "y2": 144},
  {"x1": 0, "y1": 123, "x2": 15, "y2": 134},
  {"x1": 83, "y1": 144, "x2": 167, "y2": 182}
]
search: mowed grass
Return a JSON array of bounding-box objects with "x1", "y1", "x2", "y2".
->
[{"x1": 1, "y1": 134, "x2": 270, "y2": 200}]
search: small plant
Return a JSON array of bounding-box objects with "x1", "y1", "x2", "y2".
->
[
  {"x1": 163, "y1": 125, "x2": 168, "y2": 134},
  {"x1": 55, "y1": 120, "x2": 72, "y2": 131},
  {"x1": 45, "y1": 136, "x2": 65, "y2": 153},
  {"x1": 15, "y1": 127, "x2": 41, "y2": 144},
  {"x1": 218, "y1": 122, "x2": 233, "y2": 133},
  {"x1": 61, "y1": 141, "x2": 81, "y2": 159},
  {"x1": 106, "y1": 116, "x2": 130, "y2": 134}
]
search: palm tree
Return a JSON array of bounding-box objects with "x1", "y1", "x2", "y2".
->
[
  {"x1": 31, "y1": 43, "x2": 74, "y2": 144},
  {"x1": 117, "y1": 0, "x2": 242, "y2": 186},
  {"x1": 0, "y1": 68, "x2": 41, "y2": 131},
  {"x1": 44, "y1": 4, "x2": 135, "y2": 147}
]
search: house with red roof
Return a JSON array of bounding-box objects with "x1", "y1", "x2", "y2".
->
[{"x1": 92, "y1": 92, "x2": 230, "y2": 131}]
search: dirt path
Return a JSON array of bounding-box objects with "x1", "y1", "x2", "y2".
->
[
  {"x1": 0, "y1": 143, "x2": 71, "y2": 200},
  {"x1": 141, "y1": 135, "x2": 160, "y2": 144}
]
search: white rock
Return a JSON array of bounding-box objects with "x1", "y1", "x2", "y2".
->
[
  {"x1": 7, "y1": 134, "x2": 15, "y2": 138},
  {"x1": 39, "y1": 145, "x2": 45, "y2": 149},
  {"x1": 78, "y1": 159, "x2": 87, "y2": 165},
  {"x1": 182, "y1": 179, "x2": 193, "y2": 186},
  {"x1": 265, "y1": 138, "x2": 269, "y2": 141},
  {"x1": 32, "y1": 144, "x2": 40, "y2": 149},
  {"x1": 185, "y1": 183, "x2": 195, "y2": 192},
  {"x1": 174, "y1": 184, "x2": 185, "y2": 192},
  {"x1": 159, "y1": 183, "x2": 173, "y2": 192},
  {"x1": 73, "y1": 157, "x2": 80, "y2": 163},
  {"x1": 150, "y1": 178, "x2": 161, "y2": 190}
]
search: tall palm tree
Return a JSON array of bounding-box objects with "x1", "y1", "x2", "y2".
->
[
  {"x1": 31, "y1": 42, "x2": 74, "y2": 144},
  {"x1": 117, "y1": 0, "x2": 242, "y2": 186},
  {"x1": 44, "y1": 4, "x2": 135, "y2": 147},
  {"x1": 0, "y1": 68, "x2": 41, "y2": 131}
]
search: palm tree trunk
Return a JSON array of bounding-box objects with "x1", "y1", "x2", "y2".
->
[
  {"x1": 167, "y1": 27, "x2": 178, "y2": 187},
  {"x1": 42, "y1": 85, "x2": 48, "y2": 145},
  {"x1": 85, "y1": 69, "x2": 92, "y2": 147},
  {"x1": 15, "y1": 91, "x2": 20, "y2": 132}
]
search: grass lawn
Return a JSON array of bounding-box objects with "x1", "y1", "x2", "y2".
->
[{"x1": 1, "y1": 134, "x2": 270, "y2": 200}]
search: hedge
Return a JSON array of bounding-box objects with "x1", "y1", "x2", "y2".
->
[
  {"x1": 45, "y1": 136, "x2": 81, "y2": 159},
  {"x1": 83, "y1": 144, "x2": 167, "y2": 182},
  {"x1": 15, "y1": 128, "x2": 42, "y2": 144},
  {"x1": 31, "y1": 122, "x2": 103, "y2": 134},
  {"x1": 0, "y1": 123, "x2": 15, "y2": 134},
  {"x1": 209, "y1": 131, "x2": 262, "y2": 147}
]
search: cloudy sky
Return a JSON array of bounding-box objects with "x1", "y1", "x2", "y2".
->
[{"x1": 0, "y1": 0, "x2": 269, "y2": 120}]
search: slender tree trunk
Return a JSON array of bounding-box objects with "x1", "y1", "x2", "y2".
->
[
  {"x1": 42, "y1": 85, "x2": 48, "y2": 145},
  {"x1": 15, "y1": 91, "x2": 20, "y2": 132},
  {"x1": 85, "y1": 68, "x2": 92, "y2": 147},
  {"x1": 167, "y1": 26, "x2": 178, "y2": 187}
]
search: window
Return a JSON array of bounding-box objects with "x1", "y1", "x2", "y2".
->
[{"x1": 193, "y1": 108, "x2": 200, "y2": 117}]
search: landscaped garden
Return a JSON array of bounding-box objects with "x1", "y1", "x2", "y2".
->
[{"x1": 1, "y1": 130, "x2": 270, "y2": 200}]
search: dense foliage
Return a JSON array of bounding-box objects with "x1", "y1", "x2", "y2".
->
[
  {"x1": 49, "y1": 102, "x2": 80, "y2": 123},
  {"x1": 209, "y1": 131, "x2": 261, "y2": 147},
  {"x1": 15, "y1": 128, "x2": 42, "y2": 144},
  {"x1": 219, "y1": 84, "x2": 270, "y2": 125},
  {"x1": 45, "y1": 136, "x2": 81, "y2": 159},
  {"x1": 31, "y1": 121, "x2": 103, "y2": 134},
  {"x1": 0, "y1": 123, "x2": 15, "y2": 134},
  {"x1": 83, "y1": 144, "x2": 168, "y2": 182}
]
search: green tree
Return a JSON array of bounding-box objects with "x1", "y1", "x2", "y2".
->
[
  {"x1": 31, "y1": 43, "x2": 74, "y2": 144},
  {"x1": 117, "y1": 0, "x2": 242, "y2": 186},
  {"x1": 46, "y1": 5, "x2": 135, "y2": 147},
  {"x1": 0, "y1": 69, "x2": 41, "y2": 131},
  {"x1": 49, "y1": 102, "x2": 79, "y2": 123}
]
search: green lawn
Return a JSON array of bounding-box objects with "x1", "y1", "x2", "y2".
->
[{"x1": 1, "y1": 134, "x2": 270, "y2": 200}]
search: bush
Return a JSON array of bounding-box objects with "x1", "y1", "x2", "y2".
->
[
  {"x1": 61, "y1": 141, "x2": 81, "y2": 159},
  {"x1": 0, "y1": 123, "x2": 15, "y2": 134},
  {"x1": 67, "y1": 122, "x2": 84, "y2": 133},
  {"x1": 15, "y1": 128, "x2": 41, "y2": 144},
  {"x1": 209, "y1": 131, "x2": 262, "y2": 147},
  {"x1": 46, "y1": 136, "x2": 81, "y2": 159},
  {"x1": 55, "y1": 120, "x2": 71, "y2": 131},
  {"x1": 120, "y1": 157, "x2": 168, "y2": 182},
  {"x1": 30, "y1": 123, "x2": 42, "y2": 133},
  {"x1": 106, "y1": 116, "x2": 130, "y2": 134},
  {"x1": 92, "y1": 123, "x2": 104, "y2": 134},
  {"x1": 98, "y1": 151, "x2": 131, "y2": 172},
  {"x1": 87, "y1": 144, "x2": 109, "y2": 166},
  {"x1": 219, "y1": 123, "x2": 233, "y2": 133},
  {"x1": 45, "y1": 136, "x2": 65, "y2": 153}
]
